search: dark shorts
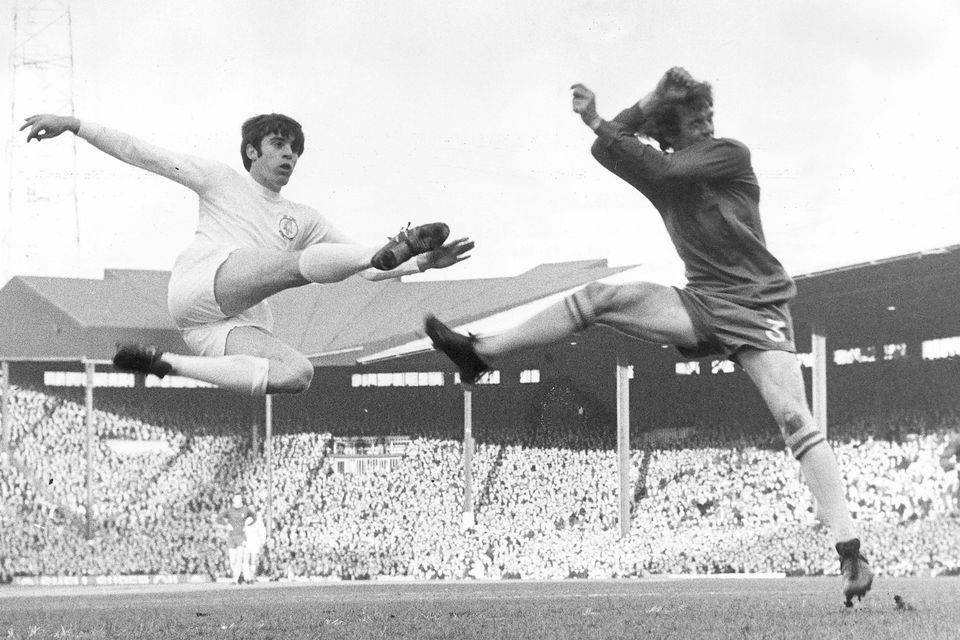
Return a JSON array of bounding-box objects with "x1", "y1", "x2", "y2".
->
[{"x1": 674, "y1": 287, "x2": 796, "y2": 361}]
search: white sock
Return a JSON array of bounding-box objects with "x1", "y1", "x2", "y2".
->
[
  {"x1": 477, "y1": 296, "x2": 585, "y2": 358},
  {"x1": 798, "y1": 441, "x2": 858, "y2": 544},
  {"x1": 231, "y1": 549, "x2": 244, "y2": 578},
  {"x1": 164, "y1": 353, "x2": 270, "y2": 396},
  {"x1": 297, "y1": 244, "x2": 378, "y2": 283}
]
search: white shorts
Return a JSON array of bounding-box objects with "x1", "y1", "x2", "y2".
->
[{"x1": 167, "y1": 243, "x2": 274, "y2": 357}]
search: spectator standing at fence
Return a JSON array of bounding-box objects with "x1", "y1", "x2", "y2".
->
[
  {"x1": 218, "y1": 494, "x2": 254, "y2": 583},
  {"x1": 941, "y1": 434, "x2": 960, "y2": 515},
  {"x1": 242, "y1": 511, "x2": 268, "y2": 583}
]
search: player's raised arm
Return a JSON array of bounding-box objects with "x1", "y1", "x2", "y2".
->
[
  {"x1": 20, "y1": 113, "x2": 222, "y2": 194},
  {"x1": 572, "y1": 68, "x2": 698, "y2": 136}
]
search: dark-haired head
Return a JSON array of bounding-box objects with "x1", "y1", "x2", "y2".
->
[{"x1": 240, "y1": 114, "x2": 304, "y2": 170}]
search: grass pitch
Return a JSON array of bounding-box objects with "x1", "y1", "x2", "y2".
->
[{"x1": 1, "y1": 577, "x2": 957, "y2": 639}]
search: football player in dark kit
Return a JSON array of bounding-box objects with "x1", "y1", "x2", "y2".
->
[
  {"x1": 426, "y1": 67, "x2": 873, "y2": 606},
  {"x1": 219, "y1": 494, "x2": 255, "y2": 584}
]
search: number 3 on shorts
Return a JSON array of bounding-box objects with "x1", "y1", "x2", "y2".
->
[{"x1": 764, "y1": 318, "x2": 788, "y2": 342}]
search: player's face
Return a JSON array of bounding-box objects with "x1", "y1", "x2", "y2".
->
[
  {"x1": 247, "y1": 133, "x2": 299, "y2": 192},
  {"x1": 670, "y1": 105, "x2": 714, "y2": 150}
]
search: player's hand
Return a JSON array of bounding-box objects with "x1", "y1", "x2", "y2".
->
[
  {"x1": 657, "y1": 67, "x2": 696, "y2": 100},
  {"x1": 639, "y1": 67, "x2": 697, "y2": 112},
  {"x1": 20, "y1": 114, "x2": 80, "y2": 142},
  {"x1": 570, "y1": 83, "x2": 599, "y2": 124},
  {"x1": 417, "y1": 237, "x2": 474, "y2": 271}
]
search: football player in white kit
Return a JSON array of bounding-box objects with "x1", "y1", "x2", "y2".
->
[{"x1": 21, "y1": 113, "x2": 472, "y2": 396}]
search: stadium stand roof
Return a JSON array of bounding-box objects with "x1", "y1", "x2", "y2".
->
[
  {"x1": 0, "y1": 269, "x2": 176, "y2": 362},
  {"x1": 0, "y1": 259, "x2": 635, "y2": 366},
  {"x1": 1, "y1": 246, "x2": 958, "y2": 366},
  {"x1": 790, "y1": 245, "x2": 960, "y2": 349}
]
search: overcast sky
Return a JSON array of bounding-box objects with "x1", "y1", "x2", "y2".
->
[{"x1": 2, "y1": 0, "x2": 958, "y2": 287}]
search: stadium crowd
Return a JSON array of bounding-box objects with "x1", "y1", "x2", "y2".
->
[{"x1": 2, "y1": 380, "x2": 959, "y2": 584}]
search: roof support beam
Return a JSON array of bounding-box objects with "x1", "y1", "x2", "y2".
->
[
  {"x1": 616, "y1": 357, "x2": 631, "y2": 539},
  {"x1": 84, "y1": 360, "x2": 95, "y2": 539},
  {"x1": 811, "y1": 326, "x2": 828, "y2": 437},
  {"x1": 1, "y1": 361, "x2": 9, "y2": 452},
  {"x1": 265, "y1": 394, "x2": 274, "y2": 538},
  {"x1": 461, "y1": 385, "x2": 475, "y2": 530}
]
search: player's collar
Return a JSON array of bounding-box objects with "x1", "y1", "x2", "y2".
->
[{"x1": 246, "y1": 172, "x2": 283, "y2": 202}]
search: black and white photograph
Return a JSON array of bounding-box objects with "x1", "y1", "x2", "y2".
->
[{"x1": 1, "y1": 0, "x2": 959, "y2": 638}]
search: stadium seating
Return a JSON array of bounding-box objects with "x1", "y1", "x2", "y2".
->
[{"x1": 1, "y1": 383, "x2": 958, "y2": 582}]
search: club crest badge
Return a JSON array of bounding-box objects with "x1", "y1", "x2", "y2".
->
[{"x1": 278, "y1": 215, "x2": 299, "y2": 240}]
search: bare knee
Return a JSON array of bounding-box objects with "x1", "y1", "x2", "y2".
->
[
  {"x1": 773, "y1": 407, "x2": 820, "y2": 443},
  {"x1": 214, "y1": 249, "x2": 307, "y2": 318},
  {"x1": 579, "y1": 282, "x2": 615, "y2": 316},
  {"x1": 577, "y1": 282, "x2": 628, "y2": 318},
  {"x1": 775, "y1": 407, "x2": 828, "y2": 460},
  {"x1": 592, "y1": 281, "x2": 666, "y2": 315},
  {"x1": 269, "y1": 356, "x2": 314, "y2": 394},
  {"x1": 774, "y1": 408, "x2": 810, "y2": 441},
  {"x1": 579, "y1": 281, "x2": 669, "y2": 321}
]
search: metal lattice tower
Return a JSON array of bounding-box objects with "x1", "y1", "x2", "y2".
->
[{"x1": 5, "y1": 0, "x2": 79, "y2": 284}]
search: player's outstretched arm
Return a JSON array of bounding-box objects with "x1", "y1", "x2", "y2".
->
[
  {"x1": 575, "y1": 68, "x2": 698, "y2": 134},
  {"x1": 20, "y1": 114, "x2": 80, "y2": 142},
  {"x1": 24, "y1": 113, "x2": 220, "y2": 193}
]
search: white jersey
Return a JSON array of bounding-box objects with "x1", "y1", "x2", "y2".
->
[{"x1": 77, "y1": 122, "x2": 333, "y2": 263}]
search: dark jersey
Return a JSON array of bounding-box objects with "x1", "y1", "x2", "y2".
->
[
  {"x1": 219, "y1": 505, "x2": 254, "y2": 545},
  {"x1": 591, "y1": 106, "x2": 796, "y2": 308}
]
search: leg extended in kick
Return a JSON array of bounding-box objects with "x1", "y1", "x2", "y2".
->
[
  {"x1": 485, "y1": 281, "x2": 699, "y2": 355},
  {"x1": 426, "y1": 281, "x2": 698, "y2": 383},
  {"x1": 114, "y1": 229, "x2": 449, "y2": 394},
  {"x1": 114, "y1": 326, "x2": 313, "y2": 395},
  {"x1": 213, "y1": 221, "x2": 451, "y2": 317},
  {"x1": 214, "y1": 245, "x2": 379, "y2": 317}
]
